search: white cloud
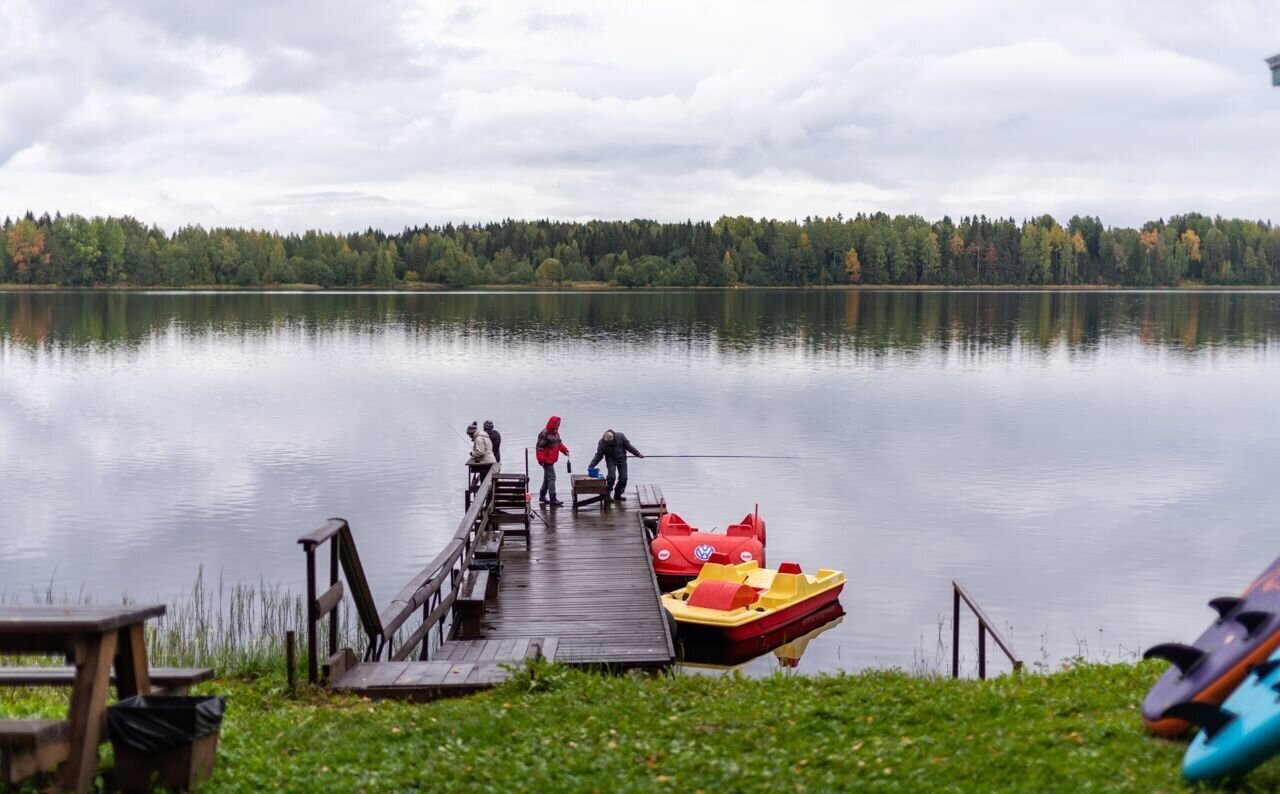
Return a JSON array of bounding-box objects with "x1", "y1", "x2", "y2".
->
[{"x1": 0, "y1": 0, "x2": 1277, "y2": 231}]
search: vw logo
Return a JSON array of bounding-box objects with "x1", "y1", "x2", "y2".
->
[{"x1": 694, "y1": 544, "x2": 715, "y2": 561}]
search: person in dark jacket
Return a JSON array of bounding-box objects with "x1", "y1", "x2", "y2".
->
[
  {"x1": 535, "y1": 415, "x2": 570, "y2": 506},
  {"x1": 589, "y1": 429, "x2": 644, "y2": 501},
  {"x1": 483, "y1": 420, "x2": 501, "y2": 463}
]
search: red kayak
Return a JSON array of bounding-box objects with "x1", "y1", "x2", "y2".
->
[{"x1": 650, "y1": 511, "x2": 766, "y2": 591}]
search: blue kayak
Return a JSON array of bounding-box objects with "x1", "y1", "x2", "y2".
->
[{"x1": 1179, "y1": 651, "x2": 1280, "y2": 783}]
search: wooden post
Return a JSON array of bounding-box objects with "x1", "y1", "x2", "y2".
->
[
  {"x1": 978, "y1": 623, "x2": 987, "y2": 680},
  {"x1": 305, "y1": 547, "x2": 318, "y2": 685},
  {"x1": 951, "y1": 586, "x2": 960, "y2": 679},
  {"x1": 419, "y1": 601, "x2": 431, "y2": 661},
  {"x1": 329, "y1": 538, "x2": 340, "y2": 659},
  {"x1": 286, "y1": 630, "x2": 297, "y2": 695}
]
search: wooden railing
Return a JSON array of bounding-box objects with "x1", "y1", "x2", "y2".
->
[
  {"x1": 296, "y1": 519, "x2": 383, "y2": 684},
  {"x1": 296, "y1": 467, "x2": 499, "y2": 681},
  {"x1": 951, "y1": 580, "x2": 1023, "y2": 680},
  {"x1": 378, "y1": 465, "x2": 499, "y2": 662}
]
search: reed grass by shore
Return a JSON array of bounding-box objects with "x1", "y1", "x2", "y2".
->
[{"x1": 1, "y1": 567, "x2": 345, "y2": 675}]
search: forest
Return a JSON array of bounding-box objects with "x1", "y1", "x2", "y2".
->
[{"x1": 1, "y1": 211, "x2": 1278, "y2": 289}]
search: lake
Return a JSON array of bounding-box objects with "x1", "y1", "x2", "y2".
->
[{"x1": 3, "y1": 289, "x2": 1280, "y2": 675}]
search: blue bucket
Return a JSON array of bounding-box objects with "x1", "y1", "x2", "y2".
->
[{"x1": 587, "y1": 467, "x2": 602, "y2": 478}]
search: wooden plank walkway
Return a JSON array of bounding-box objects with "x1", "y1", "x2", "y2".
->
[
  {"x1": 330, "y1": 494, "x2": 673, "y2": 700},
  {"x1": 480, "y1": 502, "x2": 674, "y2": 668},
  {"x1": 332, "y1": 637, "x2": 555, "y2": 702}
]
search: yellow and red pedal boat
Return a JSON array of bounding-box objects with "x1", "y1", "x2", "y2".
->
[{"x1": 661, "y1": 560, "x2": 845, "y2": 643}]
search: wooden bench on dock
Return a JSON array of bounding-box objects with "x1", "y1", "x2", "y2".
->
[
  {"x1": 454, "y1": 569, "x2": 491, "y2": 639},
  {"x1": 0, "y1": 719, "x2": 70, "y2": 787},
  {"x1": 471, "y1": 528, "x2": 504, "y2": 565},
  {"x1": 571, "y1": 474, "x2": 609, "y2": 511},
  {"x1": 637, "y1": 484, "x2": 667, "y2": 521}
]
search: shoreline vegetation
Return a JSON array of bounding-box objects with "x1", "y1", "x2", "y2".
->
[
  {"x1": 2, "y1": 212, "x2": 1278, "y2": 292},
  {"x1": 9, "y1": 281, "x2": 1280, "y2": 293}
]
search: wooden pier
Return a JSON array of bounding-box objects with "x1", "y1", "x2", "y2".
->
[{"x1": 297, "y1": 467, "x2": 674, "y2": 701}]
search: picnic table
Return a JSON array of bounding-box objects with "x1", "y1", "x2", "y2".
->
[{"x1": 0, "y1": 604, "x2": 165, "y2": 793}]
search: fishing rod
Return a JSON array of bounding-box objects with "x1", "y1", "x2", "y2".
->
[
  {"x1": 639, "y1": 454, "x2": 811, "y2": 460},
  {"x1": 446, "y1": 422, "x2": 471, "y2": 447}
]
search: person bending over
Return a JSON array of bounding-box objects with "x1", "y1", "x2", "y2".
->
[
  {"x1": 466, "y1": 421, "x2": 496, "y2": 485},
  {"x1": 589, "y1": 429, "x2": 644, "y2": 502}
]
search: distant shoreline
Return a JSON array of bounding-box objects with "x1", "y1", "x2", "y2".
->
[{"x1": 2, "y1": 282, "x2": 1279, "y2": 293}]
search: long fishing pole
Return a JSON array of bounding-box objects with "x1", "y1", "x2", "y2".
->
[
  {"x1": 446, "y1": 422, "x2": 471, "y2": 447},
  {"x1": 639, "y1": 454, "x2": 811, "y2": 460}
]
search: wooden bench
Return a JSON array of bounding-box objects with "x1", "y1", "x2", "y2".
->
[
  {"x1": 472, "y1": 529, "x2": 504, "y2": 561},
  {"x1": 454, "y1": 569, "x2": 490, "y2": 639},
  {"x1": 571, "y1": 474, "x2": 609, "y2": 511},
  {"x1": 0, "y1": 667, "x2": 215, "y2": 695},
  {"x1": 0, "y1": 719, "x2": 70, "y2": 786},
  {"x1": 637, "y1": 484, "x2": 667, "y2": 519}
]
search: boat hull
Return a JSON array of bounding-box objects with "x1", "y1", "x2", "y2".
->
[
  {"x1": 675, "y1": 583, "x2": 845, "y2": 643},
  {"x1": 679, "y1": 602, "x2": 845, "y2": 667}
]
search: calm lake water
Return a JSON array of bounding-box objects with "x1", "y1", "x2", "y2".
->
[{"x1": 3, "y1": 289, "x2": 1280, "y2": 675}]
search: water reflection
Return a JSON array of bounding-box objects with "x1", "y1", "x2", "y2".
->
[
  {"x1": 3, "y1": 290, "x2": 1279, "y2": 356},
  {"x1": 2, "y1": 289, "x2": 1280, "y2": 675},
  {"x1": 677, "y1": 604, "x2": 845, "y2": 673}
]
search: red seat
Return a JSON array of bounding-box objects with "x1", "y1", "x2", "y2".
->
[
  {"x1": 687, "y1": 581, "x2": 759, "y2": 611},
  {"x1": 659, "y1": 513, "x2": 693, "y2": 536}
]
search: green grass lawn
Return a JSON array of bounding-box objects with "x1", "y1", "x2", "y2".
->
[{"x1": 3, "y1": 660, "x2": 1273, "y2": 792}]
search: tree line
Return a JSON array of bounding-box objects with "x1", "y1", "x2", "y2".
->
[{"x1": 2, "y1": 211, "x2": 1278, "y2": 289}]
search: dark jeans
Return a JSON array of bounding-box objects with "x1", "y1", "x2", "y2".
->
[
  {"x1": 606, "y1": 459, "x2": 628, "y2": 498},
  {"x1": 468, "y1": 463, "x2": 492, "y2": 491},
  {"x1": 539, "y1": 462, "x2": 557, "y2": 500}
]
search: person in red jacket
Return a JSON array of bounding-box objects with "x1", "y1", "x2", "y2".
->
[{"x1": 535, "y1": 415, "x2": 570, "y2": 506}]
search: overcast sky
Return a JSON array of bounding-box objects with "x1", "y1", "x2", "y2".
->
[{"x1": 1, "y1": 0, "x2": 1278, "y2": 233}]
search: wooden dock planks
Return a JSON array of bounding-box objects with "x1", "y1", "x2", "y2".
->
[
  {"x1": 331, "y1": 494, "x2": 673, "y2": 701},
  {"x1": 332, "y1": 637, "x2": 556, "y2": 699},
  {"x1": 480, "y1": 503, "x2": 673, "y2": 668}
]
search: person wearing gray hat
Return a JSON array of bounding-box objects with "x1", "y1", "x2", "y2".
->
[
  {"x1": 466, "y1": 421, "x2": 496, "y2": 486},
  {"x1": 483, "y1": 420, "x2": 501, "y2": 463},
  {"x1": 589, "y1": 429, "x2": 644, "y2": 502}
]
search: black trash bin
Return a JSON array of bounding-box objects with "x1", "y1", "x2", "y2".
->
[{"x1": 107, "y1": 695, "x2": 226, "y2": 793}]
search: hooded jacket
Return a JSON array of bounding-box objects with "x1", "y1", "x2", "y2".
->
[
  {"x1": 468, "y1": 428, "x2": 496, "y2": 465},
  {"x1": 535, "y1": 416, "x2": 569, "y2": 465},
  {"x1": 590, "y1": 429, "x2": 641, "y2": 467},
  {"x1": 483, "y1": 420, "x2": 502, "y2": 463}
]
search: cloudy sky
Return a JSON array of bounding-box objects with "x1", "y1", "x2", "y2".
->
[{"x1": 1, "y1": 0, "x2": 1277, "y2": 233}]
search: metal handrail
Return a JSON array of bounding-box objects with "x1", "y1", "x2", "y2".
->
[{"x1": 952, "y1": 580, "x2": 1023, "y2": 679}]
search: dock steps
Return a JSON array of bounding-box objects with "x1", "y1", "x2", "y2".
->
[{"x1": 332, "y1": 637, "x2": 556, "y2": 700}]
